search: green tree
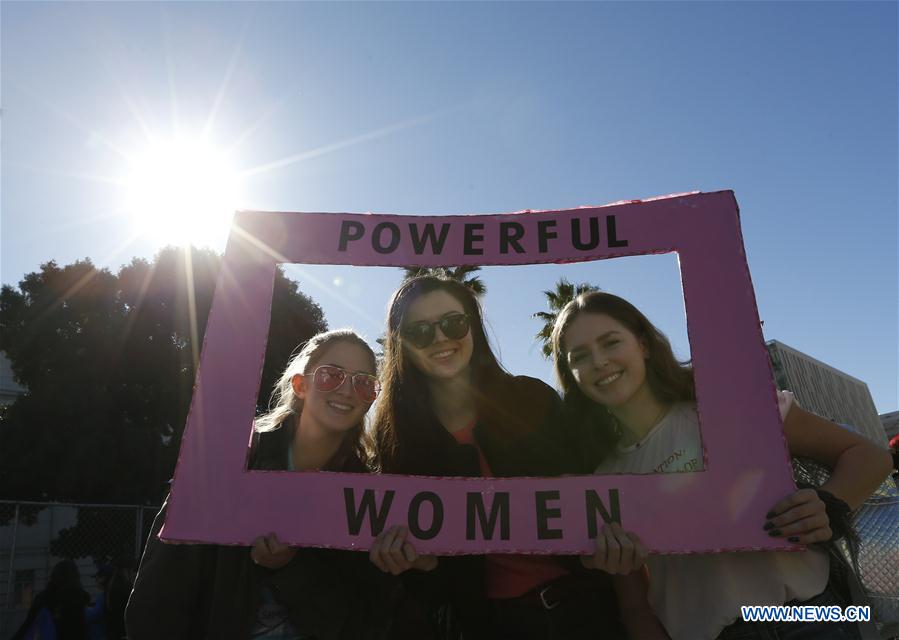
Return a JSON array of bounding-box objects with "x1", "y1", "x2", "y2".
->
[
  {"x1": 533, "y1": 278, "x2": 600, "y2": 359},
  {"x1": 401, "y1": 266, "x2": 486, "y2": 297},
  {"x1": 0, "y1": 246, "x2": 326, "y2": 505}
]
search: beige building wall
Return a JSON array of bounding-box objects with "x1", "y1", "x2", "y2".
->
[{"x1": 766, "y1": 340, "x2": 887, "y2": 446}]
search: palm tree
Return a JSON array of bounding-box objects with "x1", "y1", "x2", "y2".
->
[
  {"x1": 533, "y1": 278, "x2": 600, "y2": 359},
  {"x1": 401, "y1": 265, "x2": 486, "y2": 297}
]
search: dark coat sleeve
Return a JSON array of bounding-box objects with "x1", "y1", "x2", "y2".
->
[
  {"x1": 263, "y1": 548, "x2": 384, "y2": 640},
  {"x1": 477, "y1": 376, "x2": 578, "y2": 477},
  {"x1": 391, "y1": 378, "x2": 576, "y2": 640},
  {"x1": 124, "y1": 498, "x2": 211, "y2": 640},
  {"x1": 398, "y1": 554, "x2": 491, "y2": 640}
]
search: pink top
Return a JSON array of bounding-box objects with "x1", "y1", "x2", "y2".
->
[{"x1": 452, "y1": 423, "x2": 568, "y2": 598}]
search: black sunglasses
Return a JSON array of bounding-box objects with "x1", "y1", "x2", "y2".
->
[{"x1": 400, "y1": 312, "x2": 472, "y2": 349}]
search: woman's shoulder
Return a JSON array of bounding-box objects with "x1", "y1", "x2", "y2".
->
[
  {"x1": 480, "y1": 375, "x2": 560, "y2": 422},
  {"x1": 501, "y1": 375, "x2": 560, "y2": 401},
  {"x1": 661, "y1": 402, "x2": 701, "y2": 436},
  {"x1": 249, "y1": 421, "x2": 294, "y2": 470}
]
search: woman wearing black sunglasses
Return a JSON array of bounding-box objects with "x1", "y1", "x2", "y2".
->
[
  {"x1": 369, "y1": 276, "x2": 626, "y2": 640},
  {"x1": 126, "y1": 329, "x2": 395, "y2": 640}
]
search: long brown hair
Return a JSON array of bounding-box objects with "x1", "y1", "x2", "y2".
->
[
  {"x1": 255, "y1": 329, "x2": 377, "y2": 469},
  {"x1": 371, "y1": 276, "x2": 508, "y2": 474},
  {"x1": 551, "y1": 291, "x2": 694, "y2": 459}
]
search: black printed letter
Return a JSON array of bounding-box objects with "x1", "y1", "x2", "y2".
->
[
  {"x1": 535, "y1": 490, "x2": 563, "y2": 540},
  {"x1": 537, "y1": 220, "x2": 558, "y2": 253},
  {"x1": 372, "y1": 222, "x2": 401, "y2": 254},
  {"x1": 408, "y1": 491, "x2": 444, "y2": 540},
  {"x1": 463, "y1": 224, "x2": 485, "y2": 256},
  {"x1": 571, "y1": 217, "x2": 600, "y2": 251},
  {"x1": 409, "y1": 223, "x2": 450, "y2": 255},
  {"x1": 499, "y1": 222, "x2": 525, "y2": 254},
  {"x1": 466, "y1": 492, "x2": 510, "y2": 540},
  {"x1": 585, "y1": 489, "x2": 621, "y2": 538},
  {"x1": 606, "y1": 215, "x2": 628, "y2": 248},
  {"x1": 338, "y1": 221, "x2": 365, "y2": 251},
  {"x1": 344, "y1": 488, "x2": 395, "y2": 536}
]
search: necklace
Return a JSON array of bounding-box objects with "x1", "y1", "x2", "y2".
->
[{"x1": 615, "y1": 403, "x2": 671, "y2": 448}]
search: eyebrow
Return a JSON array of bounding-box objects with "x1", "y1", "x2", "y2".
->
[
  {"x1": 408, "y1": 310, "x2": 465, "y2": 324},
  {"x1": 322, "y1": 363, "x2": 374, "y2": 376},
  {"x1": 566, "y1": 330, "x2": 622, "y2": 354}
]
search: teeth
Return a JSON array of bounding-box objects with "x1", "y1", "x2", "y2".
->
[
  {"x1": 431, "y1": 349, "x2": 455, "y2": 360},
  {"x1": 596, "y1": 372, "x2": 622, "y2": 386},
  {"x1": 328, "y1": 401, "x2": 352, "y2": 411}
]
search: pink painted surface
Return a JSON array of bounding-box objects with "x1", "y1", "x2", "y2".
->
[{"x1": 160, "y1": 190, "x2": 799, "y2": 554}]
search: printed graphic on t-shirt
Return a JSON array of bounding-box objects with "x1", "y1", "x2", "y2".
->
[
  {"x1": 595, "y1": 403, "x2": 704, "y2": 475},
  {"x1": 653, "y1": 445, "x2": 702, "y2": 473}
]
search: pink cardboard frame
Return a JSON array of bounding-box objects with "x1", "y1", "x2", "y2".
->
[{"x1": 160, "y1": 190, "x2": 799, "y2": 554}]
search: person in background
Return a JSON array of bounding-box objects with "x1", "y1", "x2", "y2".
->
[
  {"x1": 85, "y1": 564, "x2": 112, "y2": 640},
  {"x1": 103, "y1": 555, "x2": 135, "y2": 640},
  {"x1": 85, "y1": 555, "x2": 134, "y2": 640},
  {"x1": 12, "y1": 559, "x2": 89, "y2": 640}
]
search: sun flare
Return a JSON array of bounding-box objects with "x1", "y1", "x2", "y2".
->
[{"x1": 124, "y1": 138, "x2": 243, "y2": 248}]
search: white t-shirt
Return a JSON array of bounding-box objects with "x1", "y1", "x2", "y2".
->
[{"x1": 595, "y1": 392, "x2": 830, "y2": 640}]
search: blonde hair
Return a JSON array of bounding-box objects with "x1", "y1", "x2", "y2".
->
[{"x1": 254, "y1": 329, "x2": 377, "y2": 435}]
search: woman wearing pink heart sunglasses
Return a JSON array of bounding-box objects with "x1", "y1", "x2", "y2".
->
[{"x1": 127, "y1": 329, "x2": 395, "y2": 640}]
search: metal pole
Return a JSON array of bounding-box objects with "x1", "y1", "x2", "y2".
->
[
  {"x1": 4, "y1": 504, "x2": 21, "y2": 631},
  {"x1": 46, "y1": 506, "x2": 54, "y2": 587},
  {"x1": 135, "y1": 507, "x2": 144, "y2": 560}
]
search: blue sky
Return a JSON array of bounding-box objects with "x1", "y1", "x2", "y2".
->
[{"x1": 2, "y1": 2, "x2": 896, "y2": 413}]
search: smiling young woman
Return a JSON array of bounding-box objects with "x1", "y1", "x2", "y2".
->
[
  {"x1": 551, "y1": 291, "x2": 892, "y2": 640},
  {"x1": 126, "y1": 330, "x2": 394, "y2": 640},
  {"x1": 368, "y1": 275, "x2": 628, "y2": 640}
]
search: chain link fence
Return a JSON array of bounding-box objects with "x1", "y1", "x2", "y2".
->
[{"x1": 0, "y1": 500, "x2": 160, "y2": 638}]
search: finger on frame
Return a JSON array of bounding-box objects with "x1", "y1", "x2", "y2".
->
[
  {"x1": 774, "y1": 514, "x2": 829, "y2": 537},
  {"x1": 791, "y1": 526, "x2": 832, "y2": 545},
  {"x1": 267, "y1": 534, "x2": 287, "y2": 554},
  {"x1": 768, "y1": 489, "x2": 816, "y2": 518},
  {"x1": 769, "y1": 503, "x2": 821, "y2": 530},
  {"x1": 593, "y1": 532, "x2": 608, "y2": 565},
  {"x1": 626, "y1": 532, "x2": 649, "y2": 565}
]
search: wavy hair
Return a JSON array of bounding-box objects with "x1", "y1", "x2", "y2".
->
[
  {"x1": 255, "y1": 329, "x2": 377, "y2": 468},
  {"x1": 551, "y1": 291, "x2": 695, "y2": 460},
  {"x1": 371, "y1": 276, "x2": 508, "y2": 474}
]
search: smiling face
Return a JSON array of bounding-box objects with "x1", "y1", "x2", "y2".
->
[
  {"x1": 562, "y1": 312, "x2": 651, "y2": 411},
  {"x1": 292, "y1": 340, "x2": 376, "y2": 437},
  {"x1": 402, "y1": 290, "x2": 474, "y2": 383}
]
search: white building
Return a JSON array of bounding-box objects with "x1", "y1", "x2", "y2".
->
[
  {"x1": 0, "y1": 353, "x2": 26, "y2": 406},
  {"x1": 766, "y1": 340, "x2": 887, "y2": 446}
]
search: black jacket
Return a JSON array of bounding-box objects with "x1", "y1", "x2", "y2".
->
[
  {"x1": 125, "y1": 423, "x2": 395, "y2": 640},
  {"x1": 400, "y1": 376, "x2": 619, "y2": 640}
]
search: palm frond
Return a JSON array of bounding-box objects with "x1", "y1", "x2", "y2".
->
[{"x1": 532, "y1": 277, "x2": 601, "y2": 359}]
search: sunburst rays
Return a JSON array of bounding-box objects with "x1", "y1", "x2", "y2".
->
[{"x1": 12, "y1": 8, "x2": 447, "y2": 373}]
